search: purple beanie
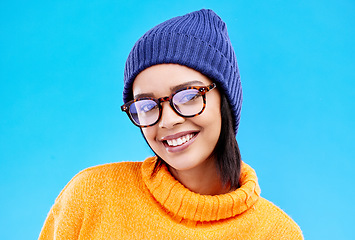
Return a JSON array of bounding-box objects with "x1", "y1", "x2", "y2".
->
[{"x1": 123, "y1": 9, "x2": 242, "y2": 134}]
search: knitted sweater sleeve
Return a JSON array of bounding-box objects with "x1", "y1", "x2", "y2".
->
[{"x1": 38, "y1": 168, "x2": 91, "y2": 240}]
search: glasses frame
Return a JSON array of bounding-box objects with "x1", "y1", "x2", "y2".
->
[{"x1": 121, "y1": 82, "x2": 216, "y2": 127}]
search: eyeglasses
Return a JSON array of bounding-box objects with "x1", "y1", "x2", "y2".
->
[{"x1": 121, "y1": 83, "x2": 216, "y2": 127}]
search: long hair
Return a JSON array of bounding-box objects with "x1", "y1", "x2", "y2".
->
[
  {"x1": 149, "y1": 92, "x2": 242, "y2": 190},
  {"x1": 214, "y1": 93, "x2": 241, "y2": 189}
]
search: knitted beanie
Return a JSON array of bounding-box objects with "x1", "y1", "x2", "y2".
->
[{"x1": 123, "y1": 9, "x2": 242, "y2": 134}]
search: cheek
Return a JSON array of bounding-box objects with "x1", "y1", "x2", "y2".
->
[
  {"x1": 203, "y1": 93, "x2": 222, "y2": 124},
  {"x1": 193, "y1": 101, "x2": 222, "y2": 139},
  {"x1": 141, "y1": 127, "x2": 158, "y2": 147},
  {"x1": 201, "y1": 97, "x2": 222, "y2": 141}
]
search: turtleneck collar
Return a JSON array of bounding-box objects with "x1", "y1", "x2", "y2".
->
[{"x1": 141, "y1": 157, "x2": 261, "y2": 222}]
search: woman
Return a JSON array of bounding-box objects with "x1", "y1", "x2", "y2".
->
[{"x1": 39, "y1": 9, "x2": 303, "y2": 239}]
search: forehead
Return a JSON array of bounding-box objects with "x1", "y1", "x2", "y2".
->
[{"x1": 132, "y1": 64, "x2": 212, "y2": 97}]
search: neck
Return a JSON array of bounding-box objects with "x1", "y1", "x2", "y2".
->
[{"x1": 167, "y1": 157, "x2": 231, "y2": 195}]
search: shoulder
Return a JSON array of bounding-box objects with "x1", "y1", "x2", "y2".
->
[
  {"x1": 56, "y1": 161, "x2": 143, "y2": 202},
  {"x1": 70, "y1": 161, "x2": 142, "y2": 183},
  {"x1": 257, "y1": 197, "x2": 299, "y2": 223},
  {"x1": 74, "y1": 161, "x2": 142, "y2": 182},
  {"x1": 254, "y1": 197, "x2": 304, "y2": 239},
  {"x1": 41, "y1": 161, "x2": 145, "y2": 238}
]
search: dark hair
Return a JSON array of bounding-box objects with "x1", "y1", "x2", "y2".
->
[
  {"x1": 149, "y1": 92, "x2": 241, "y2": 190},
  {"x1": 214, "y1": 92, "x2": 241, "y2": 189}
]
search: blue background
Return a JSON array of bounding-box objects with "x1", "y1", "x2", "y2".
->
[{"x1": 1, "y1": 0, "x2": 354, "y2": 239}]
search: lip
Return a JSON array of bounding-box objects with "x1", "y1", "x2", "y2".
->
[
  {"x1": 160, "y1": 130, "x2": 199, "y2": 153},
  {"x1": 160, "y1": 130, "x2": 198, "y2": 141}
]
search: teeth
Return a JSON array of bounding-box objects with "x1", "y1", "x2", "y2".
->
[{"x1": 166, "y1": 133, "x2": 194, "y2": 147}]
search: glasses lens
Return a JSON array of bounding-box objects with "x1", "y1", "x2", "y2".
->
[
  {"x1": 129, "y1": 100, "x2": 159, "y2": 126},
  {"x1": 173, "y1": 89, "x2": 203, "y2": 116}
]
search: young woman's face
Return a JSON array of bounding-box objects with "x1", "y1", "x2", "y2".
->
[{"x1": 132, "y1": 64, "x2": 222, "y2": 173}]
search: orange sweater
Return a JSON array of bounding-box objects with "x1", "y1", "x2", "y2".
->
[{"x1": 39, "y1": 157, "x2": 303, "y2": 239}]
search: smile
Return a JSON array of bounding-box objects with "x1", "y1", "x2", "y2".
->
[
  {"x1": 161, "y1": 131, "x2": 199, "y2": 153},
  {"x1": 166, "y1": 133, "x2": 195, "y2": 147}
]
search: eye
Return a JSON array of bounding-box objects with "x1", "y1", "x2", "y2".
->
[
  {"x1": 135, "y1": 100, "x2": 158, "y2": 113},
  {"x1": 174, "y1": 89, "x2": 201, "y2": 104}
]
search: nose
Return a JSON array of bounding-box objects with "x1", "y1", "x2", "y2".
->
[{"x1": 158, "y1": 102, "x2": 185, "y2": 129}]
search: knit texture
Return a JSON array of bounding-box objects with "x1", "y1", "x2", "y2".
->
[
  {"x1": 39, "y1": 157, "x2": 303, "y2": 239},
  {"x1": 123, "y1": 9, "x2": 242, "y2": 133}
]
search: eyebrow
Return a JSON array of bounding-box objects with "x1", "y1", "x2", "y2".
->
[{"x1": 133, "y1": 80, "x2": 205, "y2": 99}]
